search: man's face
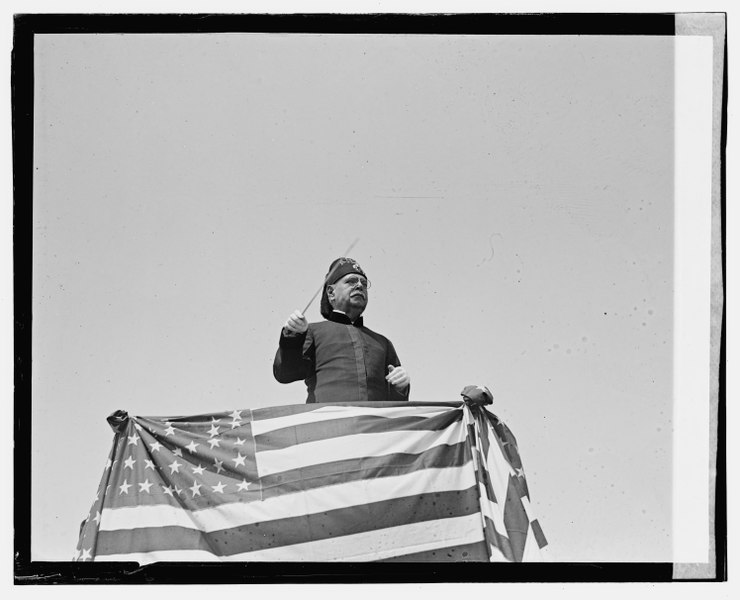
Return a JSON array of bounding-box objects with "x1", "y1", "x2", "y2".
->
[{"x1": 327, "y1": 273, "x2": 369, "y2": 314}]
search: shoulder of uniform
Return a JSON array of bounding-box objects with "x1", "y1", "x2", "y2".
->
[
  {"x1": 358, "y1": 324, "x2": 389, "y2": 341},
  {"x1": 311, "y1": 320, "x2": 336, "y2": 332}
]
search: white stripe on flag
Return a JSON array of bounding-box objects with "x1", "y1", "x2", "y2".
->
[
  {"x1": 482, "y1": 433, "x2": 516, "y2": 514},
  {"x1": 488, "y1": 542, "x2": 509, "y2": 562},
  {"x1": 99, "y1": 464, "x2": 476, "y2": 533},
  {"x1": 251, "y1": 404, "x2": 458, "y2": 436},
  {"x1": 96, "y1": 513, "x2": 486, "y2": 563},
  {"x1": 479, "y1": 493, "x2": 507, "y2": 536},
  {"x1": 256, "y1": 425, "x2": 467, "y2": 477},
  {"x1": 522, "y1": 526, "x2": 546, "y2": 562},
  {"x1": 95, "y1": 549, "x2": 226, "y2": 563}
]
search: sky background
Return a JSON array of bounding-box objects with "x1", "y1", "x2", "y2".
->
[{"x1": 31, "y1": 32, "x2": 676, "y2": 561}]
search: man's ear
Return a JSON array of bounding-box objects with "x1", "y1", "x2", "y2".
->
[{"x1": 326, "y1": 285, "x2": 335, "y2": 302}]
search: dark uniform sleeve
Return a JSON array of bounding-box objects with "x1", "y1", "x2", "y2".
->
[
  {"x1": 386, "y1": 339, "x2": 410, "y2": 401},
  {"x1": 273, "y1": 328, "x2": 315, "y2": 384}
]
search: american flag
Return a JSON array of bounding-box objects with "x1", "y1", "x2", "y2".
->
[{"x1": 74, "y1": 401, "x2": 547, "y2": 562}]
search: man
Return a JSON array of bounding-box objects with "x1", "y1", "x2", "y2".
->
[{"x1": 273, "y1": 257, "x2": 410, "y2": 403}]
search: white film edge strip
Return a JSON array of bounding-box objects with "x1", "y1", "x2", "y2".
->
[{"x1": 673, "y1": 34, "x2": 713, "y2": 564}]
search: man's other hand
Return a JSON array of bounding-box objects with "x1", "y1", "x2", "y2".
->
[
  {"x1": 283, "y1": 310, "x2": 308, "y2": 336},
  {"x1": 386, "y1": 365, "x2": 410, "y2": 391}
]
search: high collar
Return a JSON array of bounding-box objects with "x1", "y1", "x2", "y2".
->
[{"x1": 328, "y1": 310, "x2": 364, "y2": 327}]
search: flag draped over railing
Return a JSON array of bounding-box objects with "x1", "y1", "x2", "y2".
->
[{"x1": 74, "y1": 401, "x2": 547, "y2": 563}]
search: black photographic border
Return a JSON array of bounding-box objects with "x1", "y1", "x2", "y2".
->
[{"x1": 12, "y1": 12, "x2": 726, "y2": 584}]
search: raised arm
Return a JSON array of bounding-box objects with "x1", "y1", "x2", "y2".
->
[{"x1": 273, "y1": 310, "x2": 313, "y2": 384}]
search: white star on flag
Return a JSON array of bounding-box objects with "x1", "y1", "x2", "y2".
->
[
  {"x1": 162, "y1": 485, "x2": 175, "y2": 497},
  {"x1": 186, "y1": 441, "x2": 199, "y2": 453},
  {"x1": 232, "y1": 452, "x2": 246, "y2": 467},
  {"x1": 189, "y1": 482, "x2": 202, "y2": 497},
  {"x1": 169, "y1": 460, "x2": 182, "y2": 474},
  {"x1": 124, "y1": 456, "x2": 136, "y2": 470},
  {"x1": 173, "y1": 447, "x2": 183, "y2": 457},
  {"x1": 229, "y1": 410, "x2": 242, "y2": 420},
  {"x1": 119, "y1": 480, "x2": 131, "y2": 495},
  {"x1": 150, "y1": 441, "x2": 163, "y2": 452},
  {"x1": 138, "y1": 479, "x2": 153, "y2": 493},
  {"x1": 208, "y1": 423, "x2": 220, "y2": 438},
  {"x1": 230, "y1": 420, "x2": 241, "y2": 429},
  {"x1": 208, "y1": 438, "x2": 221, "y2": 449},
  {"x1": 79, "y1": 548, "x2": 92, "y2": 561},
  {"x1": 127, "y1": 434, "x2": 139, "y2": 446},
  {"x1": 211, "y1": 481, "x2": 226, "y2": 494},
  {"x1": 192, "y1": 464, "x2": 205, "y2": 476},
  {"x1": 144, "y1": 459, "x2": 155, "y2": 470},
  {"x1": 234, "y1": 437, "x2": 245, "y2": 446},
  {"x1": 237, "y1": 479, "x2": 250, "y2": 491},
  {"x1": 165, "y1": 424, "x2": 175, "y2": 436},
  {"x1": 214, "y1": 458, "x2": 224, "y2": 474}
]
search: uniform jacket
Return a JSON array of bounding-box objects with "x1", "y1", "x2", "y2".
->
[{"x1": 273, "y1": 311, "x2": 409, "y2": 403}]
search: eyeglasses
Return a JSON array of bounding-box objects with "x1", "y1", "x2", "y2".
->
[{"x1": 342, "y1": 275, "x2": 371, "y2": 289}]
